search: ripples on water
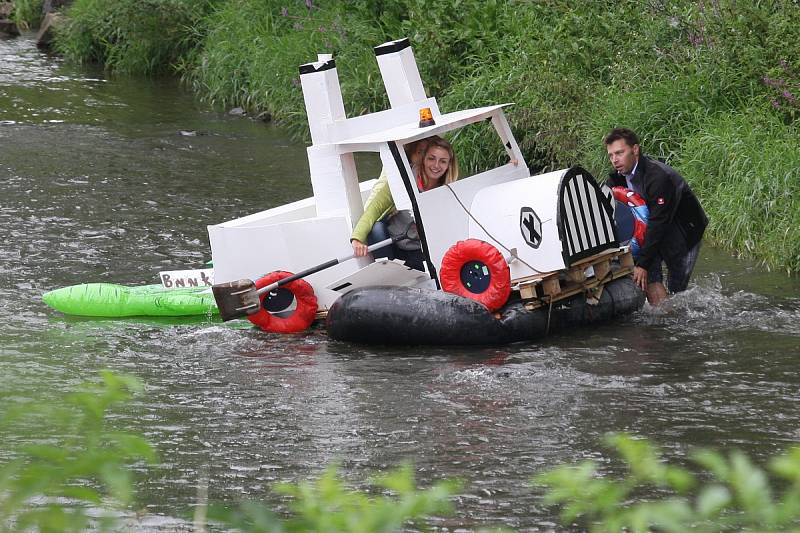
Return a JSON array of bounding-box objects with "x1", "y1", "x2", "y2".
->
[{"x1": 2, "y1": 36, "x2": 800, "y2": 530}]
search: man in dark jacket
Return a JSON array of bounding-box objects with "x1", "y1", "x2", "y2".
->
[{"x1": 604, "y1": 128, "x2": 708, "y2": 305}]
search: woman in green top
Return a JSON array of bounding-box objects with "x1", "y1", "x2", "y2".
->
[{"x1": 350, "y1": 136, "x2": 459, "y2": 267}]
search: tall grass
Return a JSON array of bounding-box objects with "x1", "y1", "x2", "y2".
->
[
  {"x1": 679, "y1": 109, "x2": 800, "y2": 274},
  {"x1": 55, "y1": 0, "x2": 213, "y2": 75},
  {"x1": 10, "y1": 0, "x2": 44, "y2": 29},
  {"x1": 49, "y1": 0, "x2": 800, "y2": 272},
  {"x1": 180, "y1": 0, "x2": 391, "y2": 137}
]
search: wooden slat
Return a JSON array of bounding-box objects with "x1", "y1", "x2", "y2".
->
[
  {"x1": 519, "y1": 284, "x2": 536, "y2": 300},
  {"x1": 566, "y1": 267, "x2": 586, "y2": 284},
  {"x1": 516, "y1": 246, "x2": 636, "y2": 310},
  {"x1": 594, "y1": 259, "x2": 611, "y2": 281},
  {"x1": 620, "y1": 250, "x2": 634, "y2": 268},
  {"x1": 542, "y1": 278, "x2": 561, "y2": 297}
]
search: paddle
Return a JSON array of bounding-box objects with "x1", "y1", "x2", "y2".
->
[{"x1": 212, "y1": 223, "x2": 419, "y2": 322}]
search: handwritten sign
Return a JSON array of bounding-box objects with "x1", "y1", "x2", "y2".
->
[{"x1": 159, "y1": 269, "x2": 214, "y2": 289}]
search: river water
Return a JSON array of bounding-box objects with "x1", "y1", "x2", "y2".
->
[{"x1": 2, "y1": 35, "x2": 800, "y2": 531}]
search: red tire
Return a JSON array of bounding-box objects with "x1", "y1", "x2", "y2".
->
[
  {"x1": 247, "y1": 271, "x2": 318, "y2": 333},
  {"x1": 440, "y1": 239, "x2": 511, "y2": 311}
]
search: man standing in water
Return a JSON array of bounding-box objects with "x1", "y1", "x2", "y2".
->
[{"x1": 604, "y1": 128, "x2": 708, "y2": 305}]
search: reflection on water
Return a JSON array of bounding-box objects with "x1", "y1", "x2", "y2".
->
[{"x1": 2, "y1": 35, "x2": 800, "y2": 530}]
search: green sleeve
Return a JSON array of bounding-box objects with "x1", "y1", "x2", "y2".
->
[{"x1": 351, "y1": 171, "x2": 396, "y2": 243}]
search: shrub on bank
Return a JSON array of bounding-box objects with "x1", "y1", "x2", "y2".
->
[
  {"x1": 0, "y1": 371, "x2": 156, "y2": 531},
  {"x1": 180, "y1": 0, "x2": 391, "y2": 139},
  {"x1": 7, "y1": 373, "x2": 800, "y2": 531},
  {"x1": 54, "y1": 0, "x2": 213, "y2": 75},
  {"x1": 0, "y1": 371, "x2": 459, "y2": 531}
]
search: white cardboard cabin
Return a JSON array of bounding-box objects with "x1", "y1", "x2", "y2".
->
[{"x1": 207, "y1": 38, "x2": 618, "y2": 311}]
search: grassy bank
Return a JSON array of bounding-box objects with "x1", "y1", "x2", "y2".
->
[{"x1": 24, "y1": 0, "x2": 800, "y2": 272}]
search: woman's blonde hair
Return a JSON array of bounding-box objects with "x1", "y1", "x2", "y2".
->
[{"x1": 422, "y1": 136, "x2": 459, "y2": 185}]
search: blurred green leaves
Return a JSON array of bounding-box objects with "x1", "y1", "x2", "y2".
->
[
  {"x1": 211, "y1": 464, "x2": 460, "y2": 532},
  {"x1": 0, "y1": 371, "x2": 462, "y2": 532},
  {"x1": 5, "y1": 372, "x2": 800, "y2": 531},
  {"x1": 0, "y1": 371, "x2": 156, "y2": 532},
  {"x1": 536, "y1": 432, "x2": 800, "y2": 532}
]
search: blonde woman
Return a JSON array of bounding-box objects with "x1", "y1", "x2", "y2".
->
[{"x1": 350, "y1": 136, "x2": 458, "y2": 264}]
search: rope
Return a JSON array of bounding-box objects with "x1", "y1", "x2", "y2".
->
[{"x1": 443, "y1": 183, "x2": 545, "y2": 274}]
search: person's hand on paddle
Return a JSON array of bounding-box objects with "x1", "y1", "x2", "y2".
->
[
  {"x1": 633, "y1": 265, "x2": 648, "y2": 291},
  {"x1": 351, "y1": 239, "x2": 369, "y2": 257}
]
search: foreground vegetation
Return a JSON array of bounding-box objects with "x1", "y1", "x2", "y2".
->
[
  {"x1": 0, "y1": 372, "x2": 459, "y2": 531},
  {"x1": 4, "y1": 372, "x2": 800, "y2": 531},
  {"x1": 536, "y1": 433, "x2": 800, "y2": 532},
  {"x1": 12, "y1": 0, "x2": 800, "y2": 273}
]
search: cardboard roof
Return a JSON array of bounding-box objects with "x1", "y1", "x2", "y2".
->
[{"x1": 334, "y1": 104, "x2": 512, "y2": 147}]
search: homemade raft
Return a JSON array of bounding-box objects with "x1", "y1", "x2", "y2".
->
[
  {"x1": 43, "y1": 38, "x2": 646, "y2": 342},
  {"x1": 205, "y1": 38, "x2": 646, "y2": 345}
]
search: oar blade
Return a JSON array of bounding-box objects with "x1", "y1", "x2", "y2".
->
[{"x1": 212, "y1": 279, "x2": 260, "y2": 322}]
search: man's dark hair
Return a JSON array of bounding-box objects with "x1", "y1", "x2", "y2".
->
[{"x1": 604, "y1": 127, "x2": 640, "y2": 147}]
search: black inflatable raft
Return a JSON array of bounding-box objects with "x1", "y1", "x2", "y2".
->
[{"x1": 326, "y1": 277, "x2": 645, "y2": 345}]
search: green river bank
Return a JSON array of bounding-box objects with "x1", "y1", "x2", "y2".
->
[{"x1": 14, "y1": 0, "x2": 799, "y2": 274}]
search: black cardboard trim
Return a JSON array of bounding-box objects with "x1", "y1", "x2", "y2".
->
[
  {"x1": 298, "y1": 59, "x2": 336, "y2": 75},
  {"x1": 374, "y1": 38, "x2": 411, "y2": 56},
  {"x1": 388, "y1": 141, "x2": 439, "y2": 288}
]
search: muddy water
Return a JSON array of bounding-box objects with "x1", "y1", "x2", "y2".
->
[{"x1": 2, "y1": 35, "x2": 800, "y2": 531}]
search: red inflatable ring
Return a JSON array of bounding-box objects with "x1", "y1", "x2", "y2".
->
[
  {"x1": 440, "y1": 239, "x2": 511, "y2": 311},
  {"x1": 247, "y1": 271, "x2": 318, "y2": 333},
  {"x1": 611, "y1": 186, "x2": 649, "y2": 258}
]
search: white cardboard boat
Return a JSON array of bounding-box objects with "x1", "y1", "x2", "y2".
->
[{"x1": 207, "y1": 38, "x2": 643, "y2": 344}]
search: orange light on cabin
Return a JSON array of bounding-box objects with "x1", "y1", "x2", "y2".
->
[{"x1": 418, "y1": 107, "x2": 435, "y2": 128}]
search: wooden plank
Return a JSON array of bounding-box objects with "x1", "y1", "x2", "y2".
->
[
  {"x1": 620, "y1": 250, "x2": 634, "y2": 268},
  {"x1": 566, "y1": 267, "x2": 586, "y2": 284},
  {"x1": 594, "y1": 259, "x2": 611, "y2": 281},
  {"x1": 519, "y1": 284, "x2": 536, "y2": 300},
  {"x1": 511, "y1": 269, "x2": 559, "y2": 286},
  {"x1": 514, "y1": 246, "x2": 638, "y2": 310},
  {"x1": 542, "y1": 278, "x2": 561, "y2": 297},
  {"x1": 569, "y1": 246, "x2": 620, "y2": 267},
  {"x1": 512, "y1": 247, "x2": 628, "y2": 286}
]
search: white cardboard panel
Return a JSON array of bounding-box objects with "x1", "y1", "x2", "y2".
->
[
  {"x1": 415, "y1": 163, "x2": 531, "y2": 272},
  {"x1": 376, "y1": 45, "x2": 427, "y2": 108},
  {"x1": 325, "y1": 259, "x2": 430, "y2": 293},
  {"x1": 209, "y1": 216, "x2": 361, "y2": 292},
  {"x1": 329, "y1": 98, "x2": 440, "y2": 147},
  {"x1": 307, "y1": 145, "x2": 363, "y2": 220},
  {"x1": 468, "y1": 171, "x2": 568, "y2": 278}
]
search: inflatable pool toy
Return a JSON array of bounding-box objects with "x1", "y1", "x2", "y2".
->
[{"x1": 42, "y1": 283, "x2": 217, "y2": 317}]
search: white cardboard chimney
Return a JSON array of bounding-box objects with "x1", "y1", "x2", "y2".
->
[
  {"x1": 374, "y1": 38, "x2": 427, "y2": 109},
  {"x1": 299, "y1": 55, "x2": 346, "y2": 145}
]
